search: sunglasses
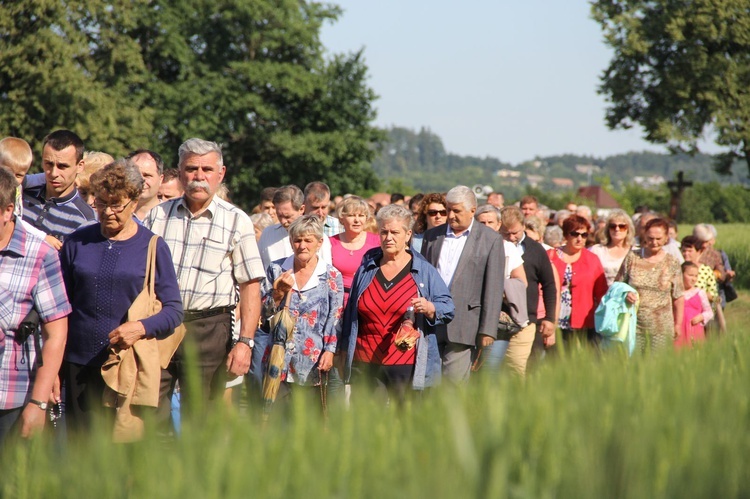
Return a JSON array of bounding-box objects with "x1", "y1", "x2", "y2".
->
[
  {"x1": 427, "y1": 209, "x2": 447, "y2": 217},
  {"x1": 569, "y1": 231, "x2": 588, "y2": 239},
  {"x1": 609, "y1": 223, "x2": 628, "y2": 231}
]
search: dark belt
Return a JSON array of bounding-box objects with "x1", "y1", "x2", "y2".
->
[{"x1": 183, "y1": 306, "x2": 235, "y2": 323}]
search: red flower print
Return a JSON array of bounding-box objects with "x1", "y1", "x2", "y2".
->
[
  {"x1": 306, "y1": 310, "x2": 318, "y2": 327},
  {"x1": 323, "y1": 335, "x2": 335, "y2": 345},
  {"x1": 303, "y1": 337, "x2": 315, "y2": 356}
]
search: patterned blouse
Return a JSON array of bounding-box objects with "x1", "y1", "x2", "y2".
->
[
  {"x1": 261, "y1": 256, "x2": 344, "y2": 386},
  {"x1": 616, "y1": 250, "x2": 684, "y2": 338}
]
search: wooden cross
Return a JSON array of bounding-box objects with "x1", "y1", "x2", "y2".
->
[{"x1": 667, "y1": 171, "x2": 693, "y2": 221}]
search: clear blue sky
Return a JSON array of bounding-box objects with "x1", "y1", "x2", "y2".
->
[{"x1": 320, "y1": 1, "x2": 678, "y2": 165}]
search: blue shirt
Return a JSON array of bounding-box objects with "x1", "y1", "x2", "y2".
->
[{"x1": 60, "y1": 223, "x2": 183, "y2": 366}]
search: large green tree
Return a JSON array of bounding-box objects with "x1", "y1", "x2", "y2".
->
[
  {"x1": 591, "y1": 0, "x2": 750, "y2": 175},
  {"x1": 0, "y1": 0, "x2": 381, "y2": 209}
]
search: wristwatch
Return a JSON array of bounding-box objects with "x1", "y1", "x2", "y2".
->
[
  {"x1": 236, "y1": 337, "x2": 255, "y2": 349},
  {"x1": 29, "y1": 398, "x2": 48, "y2": 411}
]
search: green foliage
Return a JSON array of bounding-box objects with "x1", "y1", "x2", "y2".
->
[
  {"x1": 591, "y1": 0, "x2": 750, "y2": 176},
  {"x1": 371, "y1": 126, "x2": 516, "y2": 195},
  {"x1": 4, "y1": 310, "x2": 750, "y2": 497},
  {"x1": 0, "y1": 0, "x2": 382, "y2": 210}
]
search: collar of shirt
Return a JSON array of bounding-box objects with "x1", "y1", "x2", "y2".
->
[
  {"x1": 280, "y1": 254, "x2": 328, "y2": 292},
  {"x1": 515, "y1": 232, "x2": 526, "y2": 255},
  {"x1": 27, "y1": 183, "x2": 80, "y2": 205},
  {"x1": 446, "y1": 219, "x2": 473, "y2": 239},
  {"x1": 1, "y1": 216, "x2": 27, "y2": 257},
  {"x1": 176, "y1": 196, "x2": 217, "y2": 219}
]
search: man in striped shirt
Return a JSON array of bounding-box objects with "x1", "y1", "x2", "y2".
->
[
  {"x1": 144, "y1": 138, "x2": 265, "y2": 409},
  {"x1": 22, "y1": 130, "x2": 96, "y2": 249}
]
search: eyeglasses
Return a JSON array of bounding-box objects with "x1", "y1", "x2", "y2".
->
[
  {"x1": 94, "y1": 199, "x2": 133, "y2": 214},
  {"x1": 609, "y1": 223, "x2": 628, "y2": 231},
  {"x1": 569, "y1": 231, "x2": 588, "y2": 239},
  {"x1": 427, "y1": 209, "x2": 447, "y2": 217}
]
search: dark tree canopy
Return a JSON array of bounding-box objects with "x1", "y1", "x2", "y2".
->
[
  {"x1": 591, "y1": 0, "x2": 750, "y2": 175},
  {"x1": 0, "y1": 0, "x2": 382, "y2": 209}
]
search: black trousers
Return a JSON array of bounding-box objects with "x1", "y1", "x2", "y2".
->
[{"x1": 158, "y1": 312, "x2": 232, "y2": 420}]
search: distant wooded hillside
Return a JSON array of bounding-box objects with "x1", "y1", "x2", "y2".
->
[{"x1": 371, "y1": 126, "x2": 749, "y2": 198}]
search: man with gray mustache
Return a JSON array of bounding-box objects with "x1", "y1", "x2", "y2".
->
[{"x1": 144, "y1": 138, "x2": 265, "y2": 415}]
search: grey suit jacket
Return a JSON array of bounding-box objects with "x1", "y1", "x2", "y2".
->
[{"x1": 421, "y1": 222, "x2": 505, "y2": 346}]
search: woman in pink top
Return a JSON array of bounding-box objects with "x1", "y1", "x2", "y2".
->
[{"x1": 330, "y1": 196, "x2": 380, "y2": 306}]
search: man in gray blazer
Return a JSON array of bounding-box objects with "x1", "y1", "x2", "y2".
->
[{"x1": 421, "y1": 186, "x2": 505, "y2": 383}]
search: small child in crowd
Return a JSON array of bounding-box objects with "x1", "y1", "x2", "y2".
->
[{"x1": 676, "y1": 262, "x2": 713, "y2": 348}]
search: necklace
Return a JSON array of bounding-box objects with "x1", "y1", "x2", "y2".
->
[{"x1": 341, "y1": 232, "x2": 366, "y2": 255}]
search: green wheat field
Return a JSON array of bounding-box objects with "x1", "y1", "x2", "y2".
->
[{"x1": 3, "y1": 225, "x2": 749, "y2": 498}]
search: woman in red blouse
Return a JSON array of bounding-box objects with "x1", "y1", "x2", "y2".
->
[{"x1": 547, "y1": 215, "x2": 608, "y2": 347}]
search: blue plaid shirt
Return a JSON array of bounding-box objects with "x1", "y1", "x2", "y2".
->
[{"x1": 0, "y1": 219, "x2": 72, "y2": 409}]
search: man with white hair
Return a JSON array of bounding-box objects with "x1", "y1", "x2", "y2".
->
[
  {"x1": 144, "y1": 138, "x2": 265, "y2": 411},
  {"x1": 421, "y1": 185, "x2": 505, "y2": 383}
]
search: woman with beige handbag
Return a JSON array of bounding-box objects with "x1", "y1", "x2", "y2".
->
[{"x1": 59, "y1": 159, "x2": 183, "y2": 435}]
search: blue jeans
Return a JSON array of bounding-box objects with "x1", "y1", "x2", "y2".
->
[{"x1": 482, "y1": 340, "x2": 510, "y2": 373}]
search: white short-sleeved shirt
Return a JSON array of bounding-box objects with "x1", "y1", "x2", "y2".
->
[{"x1": 503, "y1": 240, "x2": 524, "y2": 280}]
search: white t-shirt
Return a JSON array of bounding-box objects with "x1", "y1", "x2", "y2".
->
[{"x1": 503, "y1": 240, "x2": 524, "y2": 280}]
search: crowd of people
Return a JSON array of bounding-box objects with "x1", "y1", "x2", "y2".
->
[{"x1": 0, "y1": 130, "x2": 738, "y2": 444}]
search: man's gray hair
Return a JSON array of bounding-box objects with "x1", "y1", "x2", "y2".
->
[
  {"x1": 475, "y1": 204, "x2": 500, "y2": 221},
  {"x1": 376, "y1": 204, "x2": 414, "y2": 232},
  {"x1": 288, "y1": 214, "x2": 324, "y2": 242},
  {"x1": 445, "y1": 185, "x2": 476, "y2": 211},
  {"x1": 303, "y1": 181, "x2": 331, "y2": 203},
  {"x1": 273, "y1": 185, "x2": 305, "y2": 210},
  {"x1": 178, "y1": 138, "x2": 223, "y2": 167}
]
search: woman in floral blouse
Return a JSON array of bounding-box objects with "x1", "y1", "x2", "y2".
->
[{"x1": 261, "y1": 215, "x2": 344, "y2": 397}]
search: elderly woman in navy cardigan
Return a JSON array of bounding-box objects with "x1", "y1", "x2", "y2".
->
[
  {"x1": 60, "y1": 159, "x2": 182, "y2": 430},
  {"x1": 339, "y1": 204, "x2": 454, "y2": 402}
]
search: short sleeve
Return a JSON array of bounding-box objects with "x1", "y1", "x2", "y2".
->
[
  {"x1": 232, "y1": 214, "x2": 266, "y2": 284},
  {"x1": 33, "y1": 246, "x2": 72, "y2": 323}
]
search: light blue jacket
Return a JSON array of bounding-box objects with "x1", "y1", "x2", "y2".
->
[
  {"x1": 595, "y1": 282, "x2": 638, "y2": 355},
  {"x1": 340, "y1": 248, "x2": 454, "y2": 389}
]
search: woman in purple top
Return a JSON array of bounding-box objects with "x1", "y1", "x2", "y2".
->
[{"x1": 60, "y1": 159, "x2": 183, "y2": 430}]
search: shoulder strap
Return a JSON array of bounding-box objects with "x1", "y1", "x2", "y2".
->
[{"x1": 144, "y1": 235, "x2": 159, "y2": 296}]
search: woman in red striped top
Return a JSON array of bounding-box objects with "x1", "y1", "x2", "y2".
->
[{"x1": 350, "y1": 205, "x2": 445, "y2": 402}]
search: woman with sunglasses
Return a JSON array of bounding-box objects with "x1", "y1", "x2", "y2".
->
[
  {"x1": 616, "y1": 217, "x2": 684, "y2": 352},
  {"x1": 547, "y1": 215, "x2": 608, "y2": 346},
  {"x1": 410, "y1": 192, "x2": 447, "y2": 253},
  {"x1": 589, "y1": 209, "x2": 636, "y2": 286}
]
